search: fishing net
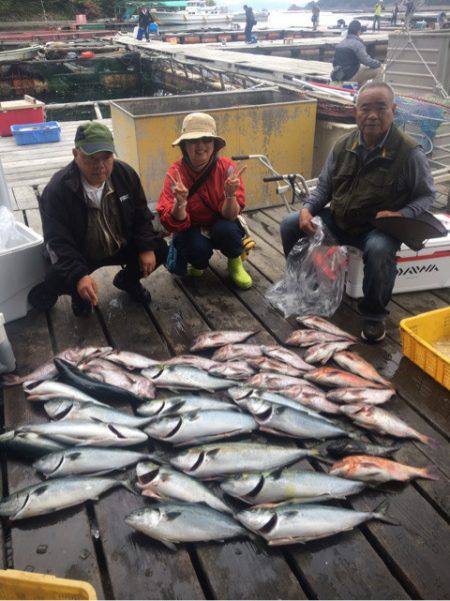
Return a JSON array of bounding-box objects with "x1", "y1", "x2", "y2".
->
[{"x1": 394, "y1": 96, "x2": 447, "y2": 149}]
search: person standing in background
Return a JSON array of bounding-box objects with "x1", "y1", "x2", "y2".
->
[
  {"x1": 243, "y1": 5, "x2": 257, "y2": 43},
  {"x1": 391, "y1": 2, "x2": 399, "y2": 26},
  {"x1": 404, "y1": 0, "x2": 415, "y2": 28},
  {"x1": 373, "y1": 1, "x2": 382, "y2": 31},
  {"x1": 311, "y1": 2, "x2": 321, "y2": 31},
  {"x1": 331, "y1": 20, "x2": 382, "y2": 85},
  {"x1": 137, "y1": 7, "x2": 150, "y2": 41}
]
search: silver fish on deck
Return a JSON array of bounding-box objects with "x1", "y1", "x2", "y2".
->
[
  {"x1": 326, "y1": 439, "x2": 402, "y2": 459},
  {"x1": 162, "y1": 355, "x2": 219, "y2": 371},
  {"x1": 44, "y1": 399, "x2": 153, "y2": 429},
  {"x1": 34, "y1": 447, "x2": 151, "y2": 478},
  {"x1": 190, "y1": 330, "x2": 258, "y2": 352},
  {"x1": 283, "y1": 385, "x2": 341, "y2": 415},
  {"x1": 170, "y1": 442, "x2": 321, "y2": 479},
  {"x1": 246, "y1": 372, "x2": 308, "y2": 390},
  {"x1": 0, "y1": 476, "x2": 133, "y2": 520},
  {"x1": 80, "y1": 358, "x2": 155, "y2": 400},
  {"x1": 232, "y1": 389, "x2": 328, "y2": 420},
  {"x1": 143, "y1": 365, "x2": 237, "y2": 391},
  {"x1": 0, "y1": 430, "x2": 67, "y2": 458},
  {"x1": 125, "y1": 503, "x2": 246, "y2": 549},
  {"x1": 245, "y1": 398, "x2": 349, "y2": 440},
  {"x1": 296, "y1": 316, "x2": 357, "y2": 341},
  {"x1": 137, "y1": 395, "x2": 237, "y2": 418},
  {"x1": 136, "y1": 462, "x2": 231, "y2": 513},
  {"x1": 329, "y1": 455, "x2": 439, "y2": 483},
  {"x1": 285, "y1": 330, "x2": 349, "y2": 347},
  {"x1": 104, "y1": 350, "x2": 160, "y2": 370},
  {"x1": 237, "y1": 501, "x2": 395, "y2": 545},
  {"x1": 326, "y1": 388, "x2": 395, "y2": 405},
  {"x1": 262, "y1": 345, "x2": 314, "y2": 372},
  {"x1": 247, "y1": 356, "x2": 302, "y2": 377},
  {"x1": 145, "y1": 410, "x2": 256, "y2": 446},
  {"x1": 208, "y1": 361, "x2": 255, "y2": 380},
  {"x1": 2, "y1": 346, "x2": 112, "y2": 387},
  {"x1": 212, "y1": 344, "x2": 265, "y2": 362},
  {"x1": 304, "y1": 367, "x2": 383, "y2": 389},
  {"x1": 304, "y1": 341, "x2": 354, "y2": 365},
  {"x1": 340, "y1": 404, "x2": 435, "y2": 445},
  {"x1": 221, "y1": 467, "x2": 365, "y2": 505},
  {"x1": 19, "y1": 420, "x2": 148, "y2": 447},
  {"x1": 23, "y1": 381, "x2": 104, "y2": 405},
  {"x1": 333, "y1": 351, "x2": 390, "y2": 387}
]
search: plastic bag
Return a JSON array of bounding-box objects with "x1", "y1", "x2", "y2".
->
[
  {"x1": 0, "y1": 206, "x2": 23, "y2": 250},
  {"x1": 266, "y1": 216, "x2": 347, "y2": 317}
]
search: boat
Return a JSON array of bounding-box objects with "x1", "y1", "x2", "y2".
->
[
  {"x1": 156, "y1": 1, "x2": 232, "y2": 26},
  {"x1": 0, "y1": 46, "x2": 42, "y2": 63}
]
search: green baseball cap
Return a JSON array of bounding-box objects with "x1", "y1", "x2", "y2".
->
[{"x1": 74, "y1": 121, "x2": 115, "y2": 155}]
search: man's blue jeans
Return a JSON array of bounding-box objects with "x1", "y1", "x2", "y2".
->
[
  {"x1": 280, "y1": 208, "x2": 401, "y2": 321},
  {"x1": 173, "y1": 219, "x2": 243, "y2": 270}
]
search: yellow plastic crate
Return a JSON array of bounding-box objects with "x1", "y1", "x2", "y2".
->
[
  {"x1": 400, "y1": 306, "x2": 450, "y2": 390},
  {"x1": 0, "y1": 569, "x2": 97, "y2": 600}
]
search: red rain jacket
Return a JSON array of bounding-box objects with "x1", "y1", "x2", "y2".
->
[{"x1": 157, "y1": 156, "x2": 245, "y2": 233}]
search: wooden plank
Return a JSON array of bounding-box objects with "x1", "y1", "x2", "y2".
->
[
  {"x1": 25, "y1": 209, "x2": 43, "y2": 235},
  {"x1": 206, "y1": 250, "x2": 450, "y2": 599},
  {"x1": 11, "y1": 187, "x2": 39, "y2": 210},
  {"x1": 3, "y1": 313, "x2": 105, "y2": 597},
  {"x1": 147, "y1": 269, "x2": 308, "y2": 600},
  {"x1": 49, "y1": 266, "x2": 205, "y2": 601},
  {"x1": 172, "y1": 266, "x2": 409, "y2": 600}
]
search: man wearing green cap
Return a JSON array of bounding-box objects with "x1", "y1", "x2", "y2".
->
[{"x1": 30, "y1": 121, "x2": 167, "y2": 316}]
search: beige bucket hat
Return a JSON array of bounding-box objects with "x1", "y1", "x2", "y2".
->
[{"x1": 172, "y1": 112, "x2": 226, "y2": 149}]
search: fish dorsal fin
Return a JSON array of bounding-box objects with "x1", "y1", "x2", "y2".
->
[
  {"x1": 165, "y1": 511, "x2": 182, "y2": 521},
  {"x1": 206, "y1": 448, "x2": 220, "y2": 458},
  {"x1": 108, "y1": 424, "x2": 126, "y2": 439},
  {"x1": 270, "y1": 468, "x2": 284, "y2": 480}
]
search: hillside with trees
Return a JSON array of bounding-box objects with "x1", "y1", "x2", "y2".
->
[{"x1": 0, "y1": 0, "x2": 127, "y2": 20}]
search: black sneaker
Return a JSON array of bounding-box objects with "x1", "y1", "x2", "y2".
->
[
  {"x1": 28, "y1": 283, "x2": 58, "y2": 311},
  {"x1": 71, "y1": 294, "x2": 93, "y2": 318},
  {"x1": 113, "y1": 270, "x2": 152, "y2": 304},
  {"x1": 361, "y1": 320, "x2": 386, "y2": 343}
]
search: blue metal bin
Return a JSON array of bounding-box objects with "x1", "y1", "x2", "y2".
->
[{"x1": 11, "y1": 121, "x2": 61, "y2": 145}]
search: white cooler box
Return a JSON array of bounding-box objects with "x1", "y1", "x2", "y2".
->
[
  {"x1": 0, "y1": 222, "x2": 47, "y2": 323},
  {"x1": 346, "y1": 213, "x2": 450, "y2": 298}
]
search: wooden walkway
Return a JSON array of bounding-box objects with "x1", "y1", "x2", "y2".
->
[{"x1": 1, "y1": 187, "x2": 450, "y2": 599}]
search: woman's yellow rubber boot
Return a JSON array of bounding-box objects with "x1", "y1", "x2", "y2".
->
[
  {"x1": 187, "y1": 265, "x2": 204, "y2": 278},
  {"x1": 227, "y1": 257, "x2": 252, "y2": 290}
]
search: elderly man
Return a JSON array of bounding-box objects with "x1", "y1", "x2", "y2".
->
[
  {"x1": 30, "y1": 121, "x2": 167, "y2": 317},
  {"x1": 331, "y1": 20, "x2": 382, "y2": 85},
  {"x1": 280, "y1": 82, "x2": 435, "y2": 342}
]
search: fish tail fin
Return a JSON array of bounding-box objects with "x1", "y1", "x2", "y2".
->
[
  {"x1": 117, "y1": 476, "x2": 138, "y2": 495},
  {"x1": 373, "y1": 500, "x2": 399, "y2": 526},
  {"x1": 422, "y1": 465, "x2": 440, "y2": 481},
  {"x1": 419, "y1": 433, "x2": 439, "y2": 448}
]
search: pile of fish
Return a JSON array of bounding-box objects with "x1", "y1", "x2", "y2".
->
[{"x1": 0, "y1": 317, "x2": 439, "y2": 549}]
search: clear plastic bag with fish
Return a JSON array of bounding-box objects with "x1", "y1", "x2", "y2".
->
[{"x1": 266, "y1": 217, "x2": 347, "y2": 318}]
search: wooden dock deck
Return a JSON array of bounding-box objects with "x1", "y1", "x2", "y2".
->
[{"x1": 0, "y1": 125, "x2": 449, "y2": 600}]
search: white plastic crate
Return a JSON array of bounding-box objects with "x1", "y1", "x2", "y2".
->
[
  {"x1": 346, "y1": 214, "x2": 450, "y2": 299},
  {"x1": 0, "y1": 222, "x2": 46, "y2": 323}
]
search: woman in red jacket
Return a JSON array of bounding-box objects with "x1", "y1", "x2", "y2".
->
[{"x1": 157, "y1": 112, "x2": 252, "y2": 290}]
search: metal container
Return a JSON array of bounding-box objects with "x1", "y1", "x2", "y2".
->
[{"x1": 110, "y1": 89, "x2": 316, "y2": 211}]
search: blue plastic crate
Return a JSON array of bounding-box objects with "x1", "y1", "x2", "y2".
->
[{"x1": 10, "y1": 121, "x2": 61, "y2": 146}]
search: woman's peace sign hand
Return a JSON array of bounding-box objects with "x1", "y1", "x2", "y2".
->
[
  {"x1": 167, "y1": 169, "x2": 189, "y2": 207},
  {"x1": 224, "y1": 163, "x2": 246, "y2": 199}
]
